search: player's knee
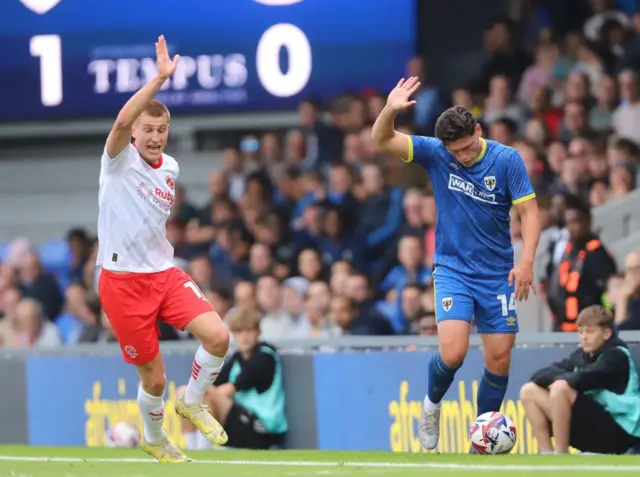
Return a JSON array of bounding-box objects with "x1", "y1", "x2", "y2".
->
[
  {"x1": 439, "y1": 347, "x2": 467, "y2": 368},
  {"x1": 519, "y1": 382, "x2": 542, "y2": 402},
  {"x1": 549, "y1": 380, "x2": 572, "y2": 400},
  {"x1": 142, "y1": 374, "x2": 167, "y2": 396},
  {"x1": 201, "y1": 324, "x2": 230, "y2": 355},
  {"x1": 485, "y1": 352, "x2": 511, "y2": 375}
]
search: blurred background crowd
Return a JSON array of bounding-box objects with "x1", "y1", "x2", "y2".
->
[{"x1": 2, "y1": 0, "x2": 640, "y2": 348}]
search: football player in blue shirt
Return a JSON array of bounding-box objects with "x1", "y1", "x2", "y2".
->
[{"x1": 372, "y1": 77, "x2": 541, "y2": 451}]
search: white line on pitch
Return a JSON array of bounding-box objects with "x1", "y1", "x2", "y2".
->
[{"x1": 0, "y1": 455, "x2": 639, "y2": 472}]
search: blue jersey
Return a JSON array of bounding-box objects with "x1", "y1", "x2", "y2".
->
[{"x1": 407, "y1": 136, "x2": 535, "y2": 278}]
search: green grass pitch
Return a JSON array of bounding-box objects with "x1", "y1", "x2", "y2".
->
[{"x1": 0, "y1": 446, "x2": 639, "y2": 477}]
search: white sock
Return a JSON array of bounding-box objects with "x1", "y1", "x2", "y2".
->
[
  {"x1": 137, "y1": 385, "x2": 167, "y2": 443},
  {"x1": 184, "y1": 432, "x2": 198, "y2": 450},
  {"x1": 196, "y1": 432, "x2": 212, "y2": 450},
  {"x1": 184, "y1": 345, "x2": 225, "y2": 405},
  {"x1": 423, "y1": 394, "x2": 441, "y2": 411}
]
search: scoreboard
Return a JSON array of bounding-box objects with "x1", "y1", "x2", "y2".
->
[{"x1": 0, "y1": 0, "x2": 415, "y2": 121}]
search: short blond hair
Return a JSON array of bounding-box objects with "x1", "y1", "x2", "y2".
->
[
  {"x1": 227, "y1": 307, "x2": 262, "y2": 332},
  {"x1": 577, "y1": 305, "x2": 614, "y2": 329},
  {"x1": 143, "y1": 99, "x2": 170, "y2": 120}
]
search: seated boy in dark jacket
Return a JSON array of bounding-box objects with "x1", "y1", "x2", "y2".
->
[{"x1": 520, "y1": 305, "x2": 640, "y2": 454}]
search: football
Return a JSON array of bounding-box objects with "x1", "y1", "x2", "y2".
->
[
  {"x1": 106, "y1": 422, "x2": 141, "y2": 447},
  {"x1": 469, "y1": 411, "x2": 517, "y2": 454}
]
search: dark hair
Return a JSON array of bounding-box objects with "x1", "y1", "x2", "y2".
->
[
  {"x1": 564, "y1": 194, "x2": 591, "y2": 220},
  {"x1": 435, "y1": 106, "x2": 477, "y2": 143}
]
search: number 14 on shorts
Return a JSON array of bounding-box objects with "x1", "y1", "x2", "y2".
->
[{"x1": 497, "y1": 293, "x2": 516, "y2": 316}]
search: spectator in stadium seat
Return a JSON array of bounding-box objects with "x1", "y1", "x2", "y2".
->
[
  {"x1": 404, "y1": 56, "x2": 443, "y2": 134},
  {"x1": 345, "y1": 273, "x2": 394, "y2": 335},
  {"x1": 187, "y1": 255, "x2": 215, "y2": 294},
  {"x1": 196, "y1": 170, "x2": 230, "y2": 228},
  {"x1": 171, "y1": 183, "x2": 199, "y2": 225},
  {"x1": 483, "y1": 75, "x2": 525, "y2": 128},
  {"x1": 358, "y1": 163, "x2": 403, "y2": 258},
  {"x1": 281, "y1": 277, "x2": 309, "y2": 337},
  {"x1": 471, "y1": 18, "x2": 532, "y2": 95},
  {"x1": 520, "y1": 306, "x2": 640, "y2": 454},
  {"x1": 223, "y1": 147, "x2": 247, "y2": 201},
  {"x1": 18, "y1": 251, "x2": 63, "y2": 322},
  {"x1": 248, "y1": 243, "x2": 274, "y2": 281},
  {"x1": 517, "y1": 42, "x2": 559, "y2": 104},
  {"x1": 166, "y1": 218, "x2": 189, "y2": 269},
  {"x1": 416, "y1": 310, "x2": 438, "y2": 336},
  {"x1": 261, "y1": 133, "x2": 285, "y2": 186},
  {"x1": 612, "y1": 70, "x2": 640, "y2": 145},
  {"x1": 296, "y1": 248, "x2": 326, "y2": 282},
  {"x1": 615, "y1": 252, "x2": 640, "y2": 330},
  {"x1": 55, "y1": 283, "x2": 96, "y2": 344},
  {"x1": 256, "y1": 275, "x2": 293, "y2": 340},
  {"x1": 12, "y1": 298, "x2": 61, "y2": 348},
  {"x1": 380, "y1": 284, "x2": 426, "y2": 334},
  {"x1": 272, "y1": 167, "x2": 303, "y2": 228},
  {"x1": 488, "y1": 117, "x2": 518, "y2": 146},
  {"x1": 0, "y1": 287, "x2": 21, "y2": 346},
  {"x1": 329, "y1": 295, "x2": 394, "y2": 336},
  {"x1": 66, "y1": 228, "x2": 91, "y2": 286},
  {"x1": 379, "y1": 236, "x2": 431, "y2": 298},
  {"x1": 546, "y1": 195, "x2": 617, "y2": 332},
  {"x1": 291, "y1": 280, "x2": 332, "y2": 338},
  {"x1": 208, "y1": 223, "x2": 252, "y2": 282},
  {"x1": 205, "y1": 288, "x2": 233, "y2": 323},
  {"x1": 233, "y1": 281, "x2": 257, "y2": 311},
  {"x1": 559, "y1": 101, "x2": 594, "y2": 143},
  {"x1": 590, "y1": 75, "x2": 617, "y2": 132},
  {"x1": 316, "y1": 206, "x2": 365, "y2": 272},
  {"x1": 179, "y1": 307, "x2": 287, "y2": 451},
  {"x1": 298, "y1": 98, "x2": 343, "y2": 168},
  {"x1": 325, "y1": 162, "x2": 359, "y2": 230},
  {"x1": 79, "y1": 291, "x2": 117, "y2": 343},
  {"x1": 609, "y1": 162, "x2": 636, "y2": 199}
]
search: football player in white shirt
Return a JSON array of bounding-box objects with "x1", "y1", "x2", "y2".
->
[{"x1": 97, "y1": 35, "x2": 229, "y2": 462}]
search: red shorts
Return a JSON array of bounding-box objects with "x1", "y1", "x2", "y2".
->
[{"x1": 98, "y1": 267, "x2": 214, "y2": 365}]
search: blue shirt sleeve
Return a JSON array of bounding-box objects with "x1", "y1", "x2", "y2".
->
[
  {"x1": 507, "y1": 151, "x2": 536, "y2": 205},
  {"x1": 407, "y1": 135, "x2": 441, "y2": 169}
]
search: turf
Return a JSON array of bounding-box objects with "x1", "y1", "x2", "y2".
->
[{"x1": 0, "y1": 446, "x2": 639, "y2": 477}]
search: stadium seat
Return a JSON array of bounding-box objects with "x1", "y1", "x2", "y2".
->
[{"x1": 39, "y1": 239, "x2": 72, "y2": 290}]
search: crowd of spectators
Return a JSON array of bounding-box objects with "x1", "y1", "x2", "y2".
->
[{"x1": 2, "y1": 0, "x2": 640, "y2": 347}]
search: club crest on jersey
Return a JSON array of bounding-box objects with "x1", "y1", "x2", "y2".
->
[
  {"x1": 165, "y1": 176, "x2": 175, "y2": 190},
  {"x1": 19, "y1": 0, "x2": 61, "y2": 15},
  {"x1": 442, "y1": 297, "x2": 453, "y2": 312},
  {"x1": 484, "y1": 175, "x2": 496, "y2": 191}
]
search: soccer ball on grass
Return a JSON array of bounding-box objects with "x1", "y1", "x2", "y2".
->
[
  {"x1": 469, "y1": 411, "x2": 517, "y2": 454},
  {"x1": 106, "y1": 422, "x2": 141, "y2": 447}
]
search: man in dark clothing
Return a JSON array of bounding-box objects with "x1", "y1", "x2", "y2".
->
[
  {"x1": 330, "y1": 295, "x2": 394, "y2": 336},
  {"x1": 520, "y1": 305, "x2": 640, "y2": 454},
  {"x1": 546, "y1": 195, "x2": 617, "y2": 331},
  {"x1": 18, "y1": 251, "x2": 63, "y2": 321},
  {"x1": 470, "y1": 18, "x2": 532, "y2": 95}
]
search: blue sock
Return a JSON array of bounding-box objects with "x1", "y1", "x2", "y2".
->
[
  {"x1": 477, "y1": 368, "x2": 509, "y2": 416},
  {"x1": 427, "y1": 352, "x2": 460, "y2": 404}
]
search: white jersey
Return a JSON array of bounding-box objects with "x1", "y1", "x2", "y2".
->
[{"x1": 97, "y1": 143, "x2": 178, "y2": 273}]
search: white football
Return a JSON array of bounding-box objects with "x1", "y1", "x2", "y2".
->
[
  {"x1": 469, "y1": 411, "x2": 517, "y2": 454},
  {"x1": 106, "y1": 422, "x2": 141, "y2": 447}
]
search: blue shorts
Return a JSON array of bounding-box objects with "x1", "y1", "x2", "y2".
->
[{"x1": 433, "y1": 265, "x2": 518, "y2": 334}]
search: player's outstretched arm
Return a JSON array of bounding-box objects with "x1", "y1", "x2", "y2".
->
[
  {"x1": 371, "y1": 77, "x2": 421, "y2": 161},
  {"x1": 106, "y1": 35, "x2": 179, "y2": 159}
]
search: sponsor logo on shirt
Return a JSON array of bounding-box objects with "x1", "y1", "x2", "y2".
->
[
  {"x1": 137, "y1": 181, "x2": 174, "y2": 211},
  {"x1": 448, "y1": 174, "x2": 497, "y2": 205}
]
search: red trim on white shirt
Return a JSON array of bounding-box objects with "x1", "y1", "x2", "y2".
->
[{"x1": 133, "y1": 142, "x2": 163, "y2": 169}]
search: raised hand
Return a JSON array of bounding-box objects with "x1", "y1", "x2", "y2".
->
[
  {"x1": 386, "y1": 76, "x2": 421, "y2": 111},
  {"x1": 156, "y1": 35, "x2": 180, "y2": 79}
]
